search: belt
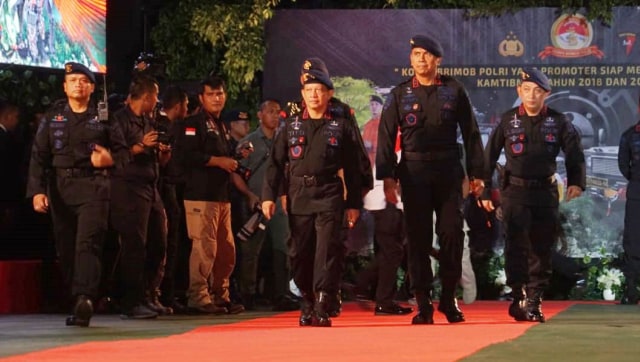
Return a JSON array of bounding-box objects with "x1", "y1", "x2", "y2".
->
[
  {"x1": 403, "y1": 149, "x2": 460, "y2": 161},
  {"x1": 58, "y1": 168, "x2": 109, "y2": 178},
  {"x1": 508, "y1": 175, "x2": 555, "y2": 188},
  {"x1": 290, "y1": 174, "x2": 339, "y2": 187}
]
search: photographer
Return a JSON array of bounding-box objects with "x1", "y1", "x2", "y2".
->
[{"x1": 232, "y1": 100, "x2": 299, "y2": 311}]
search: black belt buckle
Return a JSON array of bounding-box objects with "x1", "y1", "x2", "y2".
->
[{"x1": 303, "y1": 175, "x2": 316, "y2": 187}]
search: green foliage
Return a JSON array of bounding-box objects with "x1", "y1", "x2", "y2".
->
[
  {"x1": 570, "y1": 251, "x2": 624, "y2": 300},
  {"x1": 0, "y1": 67, "x2": 62, "y2": 121},
  {"x1": 332, "y1": 76, "x2": 379, "y2": 127},
  {"x1": 150, "y1": 0, "x2": 220, "y2": 81}
]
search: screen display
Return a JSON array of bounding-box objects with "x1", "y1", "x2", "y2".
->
[{"x1": 0, "y1": 0, "x2": 106, "y2": 72}]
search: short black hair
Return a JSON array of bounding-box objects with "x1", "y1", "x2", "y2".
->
[
  {"x1": 200, "y1": 75, "x2": 226, "y2": 95},
  {"x1": 128, "y1": 75, "x2": 158, "y2": 100},
  {"x1": 161, "y1": 85, "x2": 188, "y2": 110},
  {"x1": 0, "y1": 98, "x2": 18, "y2": 117},
  {"x1": 259, "y1": 98, "x2": 281, "y2": 111}
]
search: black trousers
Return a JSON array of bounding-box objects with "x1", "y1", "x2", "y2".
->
[
  {"x1": 401, "y1": 166, "x2": 464, "y2": 295},
  {"x1": 110, "y1": 182, "x2": 167, "y2": 311},
  {"x1": 48, "y1": 176, "x2": 109, "y2": 298},
  {"x1": 288, "y1": 211, "x2": 343, "y2": 296},
  {"x1": 159, "y1": 181, "x2": 182, "y2": 304},
  {"x1": 502, "y1": 199, "x2": 558, "y2": 291},
  {"x1": 623, "y1": 189, "x2": 640, "y2": 287}
]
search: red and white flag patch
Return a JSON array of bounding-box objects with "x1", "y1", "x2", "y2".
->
[{"x1": 185, "y1": 127, "x2": 196, "y2": 136}]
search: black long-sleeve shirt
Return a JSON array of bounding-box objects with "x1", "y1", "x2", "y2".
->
[
  {"x1": 262, "y1": 107, "x2": 364, "y2": 214},
  {"x1": 484, "y1": 105, "x2": 586, "y2": 206},
  {"x1": 376, "y1": 75, "x2": 484, "y2": 180}
]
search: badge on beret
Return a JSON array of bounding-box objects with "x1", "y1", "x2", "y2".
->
[
  {"x1": 65, "y1": 64, "x2": 73, "y2": 73},
  {"x1": 303, "y1": 60, "x2": 312, "y2": 71}
]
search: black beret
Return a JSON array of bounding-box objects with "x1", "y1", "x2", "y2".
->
[
  {"x1": 301, "y1": 57, "x2": 329, "y2": 76},
  {"x1": 520, "y1": 67, "x2": 551, "y2": 92},
  {"x1": 370, "y1": 95, "x2": 383, "y2": 104},
  {"x1": 64, "y1": 62, "x2": 95, "y2": 83},
  {"x1": 410, "y1": 35, "x2": 443, "y2": 58},
  {"x1": 222, "y1": 109, "x2": 251, "y2": 126},
  {"x1": 301, "y1": 68, "x2": 334, "y2": 90}
]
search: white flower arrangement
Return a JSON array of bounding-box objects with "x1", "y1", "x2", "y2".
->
[
  {"x1": 494, "y1": 269, "x2": 512, "y2": 295},
  {"x1": 596, "y1": 268, "x2": 624, "y2": 290}
]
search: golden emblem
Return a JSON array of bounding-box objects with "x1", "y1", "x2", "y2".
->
[{"x1": 499, "y1": 32, "x2": 524, "y2": 57}]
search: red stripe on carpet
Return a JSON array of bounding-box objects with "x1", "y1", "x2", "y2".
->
[{"x1": 1, "y1": 301, "x2": 574, "y2": 362}]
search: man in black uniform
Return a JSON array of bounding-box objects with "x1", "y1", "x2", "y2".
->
[
  {"x1": 484, "y1": 68, "x2": 585, "y2": 322},
  {"x1": 27, "y1": 62, "x2": 129, "y2": 327},
  {"x1": 156, "y1": 85, "x2": 189, "y2": 312},
  {"x1": 377, "y1": 35, "x2": 485, "y2": 325},
  {"x1": 617, "y1": 95, "x2": 640, "y2": 305},
  {"x1": 262, "y1": 59, "x2": 364, "y2": 327},
  {"x1": 110, "y1": 75, "x2": 171, "y2": 319}
]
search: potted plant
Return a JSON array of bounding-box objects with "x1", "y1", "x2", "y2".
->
[{"x1": 597, "y1": 268, "x2": 624, "y2": 301}]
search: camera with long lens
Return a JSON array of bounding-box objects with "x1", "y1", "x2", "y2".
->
[
  {"x1": 237, "y1": 203, "x2": 266, "y2": 242},
  {"x1": 233, "y1": 140, "x2": 253, "y2": 181}
]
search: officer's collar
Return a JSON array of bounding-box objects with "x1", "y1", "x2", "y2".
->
[
  {"x1": 518, "y1": 104, "x2": 548, "y2": 117},
  {"x1": 412, "y1": 75, "x2": 442, "y2": 88}
]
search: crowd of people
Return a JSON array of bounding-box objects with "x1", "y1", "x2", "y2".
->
[{"x1": 19, "y1": 32, "x2": 640, "y2": 329}]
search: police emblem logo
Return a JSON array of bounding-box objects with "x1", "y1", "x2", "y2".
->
[
  {"x1": 544, "y1": 117, "x2": 555, "y2": 125},
  {"x1": 405, "y1": 113, "x2": 417, "y2": 126},
  {"x1": 291, "y1": 119, "x2": 302, "y2": 130},
  {"x1": 290, "y1": 145, "x2": 303, "y2": 159},
  {"x1": 329, "y1": 119, "x2": 339, "y2": 127},
  {"x1": 65, "y1": 64, "x2": 73, "y2": 73},
  {"x1": 511, "y1": 142, "x2": 524, "y2": 154},
  {"x1": 303, "y1": 60, "x2": 312, "y2": 71},
  {"x1": 510, "y1": 114, "x2": 521, "y2": 128}
]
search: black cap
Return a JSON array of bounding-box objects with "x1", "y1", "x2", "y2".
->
[
  {"x1": 410, "y1": 35, "x2": 443, "y2": 58},
  {"x1": 301, "y1": 57, "x2": 329, "y2": 76},
  {"x1": 64, "y1": 62, "x2": 95, "y2": 83},
  {"x1": 370, "y1": 95, "x2": 383, "y2": 105},
  {"x1": 222, "y1": 109, "x2": 251, "y2": 126},
  {"x1": 520, "y1": 68, "x2": 551, "y2": 92}
]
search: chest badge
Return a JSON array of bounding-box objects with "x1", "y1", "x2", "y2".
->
[
  {"x1": 291, "y1": 119, "x2": 302, "y2": 130},
  {"x1": 405, "y1": 113, "x2": 417, "y2": 126},
  {"x1": 509, "y1": 114, "x2": 521, "y2": 128},
  {"x1": 52, "y1": 114, "x2": 68, "y2": 122}
]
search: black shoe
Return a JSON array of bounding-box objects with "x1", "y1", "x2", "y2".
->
[
  {"x1": 437, "y1": 300, "x2": 465, "y2": 323},
  {"x1": 120, "y1": 304, "x2": 159, "y2": 319},
  {"x1": 145, "y1": 297, "x2": 173, "y2": 315},
  {"x1": 411, "y1": 305, "x2": 434, "y2": 325},
  {"x1": 65, "y1": 295, "x2": 93, "y2": 327},
  {"x1": 327, "y1": 293, "x2": 342, "y2": 318},
  {"x1": 508, "y1": 299, "x2": 532, "y2": 322},
  {"x1": 168, "y1": 299, "x2": 188, "y2": 314},
  {"x1": 216, "y1": 302, "x2": 245, "y2": 314},
  {"x1": 375, "y1": 303, "x2": 413, "y2": 315},
  {"x1": 188, "y1": 303, "x2": 228, "y2": 315}
]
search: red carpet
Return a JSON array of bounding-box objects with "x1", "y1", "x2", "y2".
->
[{"x1": 1, "y1": 301, "x2": 574, "y2": 362}]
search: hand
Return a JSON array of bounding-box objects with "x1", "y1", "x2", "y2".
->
[
  {"x1": 495, "y1": 206, "x2": 503, "y2": 221},
  {"x1": 383, "y1": 178, "x2": 399, "y2": 204},
  {"x1": 238, "y1": 147, "x2": 253, "y2": 159},
  {"x1": 142, "y1": 130, "x2": 159, "y2": 148},
  {"x1": 478, "y1": 199, "x2": 495, "y2": 212},
  {"x1": 470, "y1": 178, "x2": 485, "y2": 197},
  {"x1": 565, "y1": 185, "x2": 582, "y2": 202},
  {"x1": 33, "y1": 194, "x2": 49, "y2": 213},
  {"x1": 158, "y1": 143, "x2": 171, "y2": 153},
  {"x1": 279, "y1": 195, "x2": 288, "y2": 215},
  {"x1": 218, "y1": 157, "x2": 239, "y2": 173},
  {"x1": 346, "y1": 208, "x2": 360, "y2": 229},
  {"x1": 90, "y1": 144, "x2": 114, "y2": 168},
  {"x1": 262, "y1": 200, "x2": 276, "y2": 220}
]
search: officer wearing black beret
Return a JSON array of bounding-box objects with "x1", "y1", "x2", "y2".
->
[
  {"x1": 262, "y1": 57, "x2": 366, "y2": 327},
  {"x1": 484, "y1": 67, "x2": 585, "y2": 322},
  {"x1": 27, "y1": 61, "x2": 129, "y2": 327},
  {"x1": 377, "y1": 35, "x2": 485, "y2": 324}
]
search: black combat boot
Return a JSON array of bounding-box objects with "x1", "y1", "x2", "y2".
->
[
  {"x1": 299, "y1": 292, "x2": 315, "y2": 326},
  {"x1": 65, "y1": 295, "x2": 93, "y2": 327},
  {"x1": 437, "y1": 280, "x2": 465, "y2": 323},
  {"x1": 311, "y1": 291, "x2": 332, "y2": 327},
  {"x1": 620, "y1": 278, "x2": 639, "y2": 305},
  {"x1": 508, "y1": 286, "x2": 532, "y2": 322},
  {"x1": 327, "y1": 292, "x2": 342, "y2": 317},
  {"x1": 527, "y1": 289, "x2": 545, "y2": 323},
  {"x1": 411, "y1": 291, "x2": 434, "y2": 325}
]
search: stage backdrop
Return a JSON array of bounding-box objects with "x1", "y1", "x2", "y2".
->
[{"x1": 264, "y1": 7, "x2": 640, "y2": 257}]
